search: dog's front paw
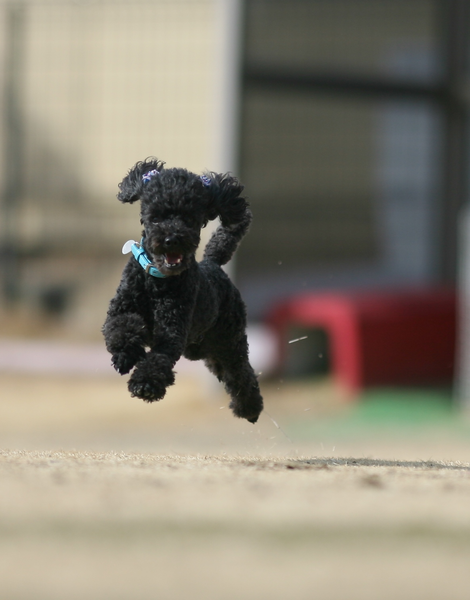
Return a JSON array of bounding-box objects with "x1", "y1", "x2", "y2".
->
[
  {"x1": 128, "y1": 379, "x2": 166, "y2": 402},
  {"x1": 112, "y1": 353, "x2": 135, "y2": 375},
  {"x1": 111, "y1": 346, "x2": 147, "y2": 375},
  {"x1": 127, "y1": 356, "x2": 175, "y2": 402}
]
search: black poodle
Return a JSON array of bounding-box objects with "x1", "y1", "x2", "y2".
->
[{"x1": 102, "y1": 158, "x2": 263, "y2": 423}]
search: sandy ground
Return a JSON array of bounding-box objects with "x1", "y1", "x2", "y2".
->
[{"x1": 1, "y1": 370, "x2": 470, "y2": 600}]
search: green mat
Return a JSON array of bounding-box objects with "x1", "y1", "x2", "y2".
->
[
  {"x1": 356, "y1": 388, "x2": 454, "y2": 424},
  {"x1": 286, "y1": 387, "x2": 470, "y2": 440}
]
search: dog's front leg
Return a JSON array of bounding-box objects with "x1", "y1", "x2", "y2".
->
[
  {"x1": 104, "y1": 311, "x2": 148, "y2": 375},
  {"x1": 127, "y1": 302, "x2": 192, "y2": 403},
  {"x1": 102, "y1": 265, "x2": 149, "y2": 375}
]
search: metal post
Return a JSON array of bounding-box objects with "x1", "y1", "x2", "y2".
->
[
  {"x1": 211, "y1": 0, "x2": 244, "y2": 175},
  {"x1": 204, "y1": 0, "x2": 245, "y2": 278}
]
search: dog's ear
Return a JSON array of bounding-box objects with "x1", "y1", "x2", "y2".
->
[
  {"x1": 117, "y1": 158, "x2": 165, "y2": 203},
  {"x1": 202, "y1": 172, "x2": 252, "y2": 266},
  {"x1": 204, "y1": 172, "x2": 249, "y2": 227}
]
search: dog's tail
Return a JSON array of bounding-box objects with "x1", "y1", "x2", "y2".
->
[{"x1": 203, "y1": 172, "x2": 252, "y2": 266}]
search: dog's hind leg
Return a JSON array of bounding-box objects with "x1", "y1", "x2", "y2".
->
[{"x1": 205, "y1": 338, "x2": 263, "y2": 423}]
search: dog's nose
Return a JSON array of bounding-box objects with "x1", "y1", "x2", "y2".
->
[{"x1": 164, "y1": 235, "x2": 179, "y2": 249}]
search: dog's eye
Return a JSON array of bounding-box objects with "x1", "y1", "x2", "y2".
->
[{"x1": 152, "y1": 220, "x2": 159, "y2": 225}]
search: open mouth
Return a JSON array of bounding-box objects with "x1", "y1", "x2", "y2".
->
[{"x1": 163, "y1": 253, "x2": 184, "y2": 269}]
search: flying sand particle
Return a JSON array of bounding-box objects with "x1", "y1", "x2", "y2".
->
[
  {"x1": 264, "y1": 409, "x2": 293, "y2": 444},
  {"x1": 288, "y1": 336, "x2": 308, "y2": 344}
]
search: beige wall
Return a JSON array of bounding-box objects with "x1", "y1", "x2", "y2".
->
[
  {"x1": 24, "y1": 0, "x2": 218, "y2": 202},
  {"x1": 0, "y1": 0, "x2": 226, "y2": 337}
]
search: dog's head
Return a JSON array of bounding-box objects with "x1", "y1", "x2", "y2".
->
[{"x1": 117, "y1": 158, "x2": 246, "y2": 276}]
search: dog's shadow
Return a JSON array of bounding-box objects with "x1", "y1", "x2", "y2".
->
[{"x1": 241, "y1": 457, "x2": 470, "y2": 471}]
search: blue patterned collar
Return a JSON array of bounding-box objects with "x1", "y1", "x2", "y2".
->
[{"x1": 122, "y1": 239, "x2": 166, "y2": 278}]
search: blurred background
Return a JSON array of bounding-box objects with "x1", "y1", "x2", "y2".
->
[
  {"x1": 3, "y1": 5, "x2": 470, "y2": 600},
  {"x1": 1, "y1": 0, "x2": 470, "y2": 422}
]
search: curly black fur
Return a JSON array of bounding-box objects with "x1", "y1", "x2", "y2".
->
[{"x1": 103, "y1": 158, "x2": 263, "y2": 423}]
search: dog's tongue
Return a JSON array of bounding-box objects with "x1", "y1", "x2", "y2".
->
[{"x1": 165, "y1": 253, "x2": 183, "y2": 265}]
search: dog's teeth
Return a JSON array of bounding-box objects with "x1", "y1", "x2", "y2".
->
[{"x1": 165, "y1": 253, "x2": 183, "y2": 266}]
